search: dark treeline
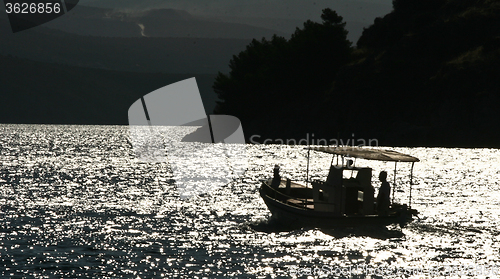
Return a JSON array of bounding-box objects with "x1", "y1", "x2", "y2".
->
[{"x1": 214, "y1": 0, "x2": 500, "y2": 147}]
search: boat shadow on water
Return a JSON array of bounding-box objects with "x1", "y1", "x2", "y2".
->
[{"x1": 241, "y1": 218, "x2": 405, "y2": 240}]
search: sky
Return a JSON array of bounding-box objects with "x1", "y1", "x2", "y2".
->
[{"x1": 78, "y1": 0, "x2": 393, "y2": 24}]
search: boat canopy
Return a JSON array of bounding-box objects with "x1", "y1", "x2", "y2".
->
[{"x1": 309, "y1": 146, "x2": 419, "y2": 162}]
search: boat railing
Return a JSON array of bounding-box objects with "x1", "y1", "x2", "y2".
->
[
  {"x1": 263, "y1": 181, "x2": 347, "y2": 210},
  {"x1": 262, "y1": 181, "x2": 312, "y2": 209}
]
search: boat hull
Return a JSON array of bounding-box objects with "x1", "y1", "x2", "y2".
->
[{"x1": 259, "y1": 180, "x2": 416, "y2": 229}]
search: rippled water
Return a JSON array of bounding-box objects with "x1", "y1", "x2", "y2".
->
[{"x1": 1, "y1": 124, "x2": 500, "y2": 278}]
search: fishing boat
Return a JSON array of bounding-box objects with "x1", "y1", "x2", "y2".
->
[{"x1": 259, "y1": 146, "x2": 420, "y2": 228}]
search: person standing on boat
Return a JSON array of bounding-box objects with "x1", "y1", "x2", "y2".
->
[
  {"x1": 271, "y1": 165, "x2": 281, "y2": 188},
  {"x1": 377, "y1": 171, "x2": 390, "y2": 215}
]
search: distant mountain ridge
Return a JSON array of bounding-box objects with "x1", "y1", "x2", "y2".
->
[
  {"x1": 0, "y1": 17, "x2": 250, "y2": 74},
  {"x1": 26, "y1": 5, "x2": 288, "y2": 39}
]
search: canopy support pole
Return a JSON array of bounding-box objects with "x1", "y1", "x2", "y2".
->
[
  {"x1": 409, "y1": 162, "x2": 415, "y2": 208},
  {"x1": 306, "y1": 147, "x2": 310, "y2": 186},
  {"x1": 392, "y1": 161, "x2": 397, "y2": 204}
]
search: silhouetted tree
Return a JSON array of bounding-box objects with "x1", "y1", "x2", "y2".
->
[{"x1": 213, "y1": 8, "x2": 352, "y2": 140}]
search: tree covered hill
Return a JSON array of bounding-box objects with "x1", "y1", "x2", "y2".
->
[
  {"x1": 214, "y1": 0, "x2": 500, "y2": 147},
  {"x1": 332, "y1": 0, "x2": 500, "y2": 147}
]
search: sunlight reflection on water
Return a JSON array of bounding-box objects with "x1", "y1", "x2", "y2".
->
[{"x1": 1, "y1": 124, "x2": 500, "y2": 278}]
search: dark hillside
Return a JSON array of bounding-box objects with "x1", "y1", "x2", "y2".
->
[
  {"x1": 0, "y1": 55, "x2": 217, "y2": 124},
  {"x1": 327, "y1": 0, "x2": 500, "y2": 146},
  {"x1": 214, "y1": 0, "x2": 500, "y2": 147}
]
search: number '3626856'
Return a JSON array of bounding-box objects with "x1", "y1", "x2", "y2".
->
[{"x1": 3, "y1": 0, "x2": 80, "y2": 33}]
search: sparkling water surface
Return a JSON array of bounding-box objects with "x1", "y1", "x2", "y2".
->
[{"x1": 1, "y1": 124, "x2": 500, "y2": 278}]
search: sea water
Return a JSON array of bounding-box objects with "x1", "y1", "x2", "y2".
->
[{"x1": 1, "y1": 124, "x2": 500, "y2": 278}]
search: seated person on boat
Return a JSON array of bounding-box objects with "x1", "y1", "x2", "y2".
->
[{"x1": 376, "y1": 171, "x2": 391, "y2": 215}]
